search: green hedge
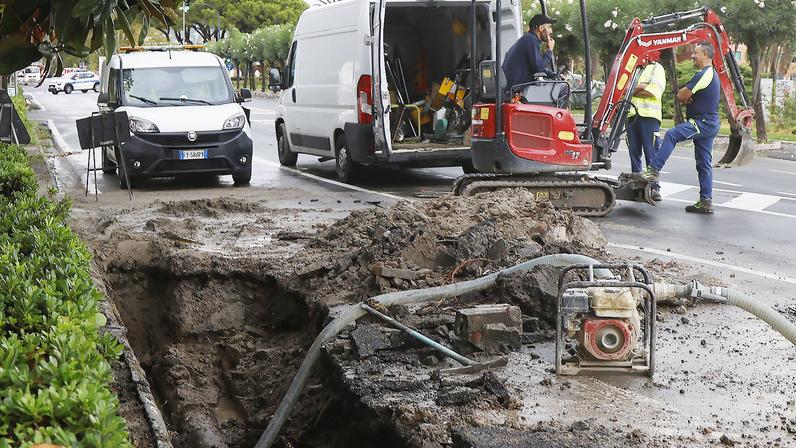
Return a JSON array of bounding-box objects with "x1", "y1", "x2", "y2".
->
[{"x1": 0, "y1": 143, "x2": 131, "y2": 447}]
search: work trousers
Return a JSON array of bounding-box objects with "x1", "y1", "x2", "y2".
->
[
  {"x1": 627, "y1": 116, "x2": 661, "y2": 190},
  {"x1": 650, "y1": 116, "x2": 720, "y2": 200}
]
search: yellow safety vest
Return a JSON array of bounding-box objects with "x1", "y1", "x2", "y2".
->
[{"x1": 629, "y1": 62, "x2": 666, "y2": 123}]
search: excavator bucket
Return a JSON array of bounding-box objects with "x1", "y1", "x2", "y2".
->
[{"x1": 716, "y1": 126, "x2": 756, "y2": 168}]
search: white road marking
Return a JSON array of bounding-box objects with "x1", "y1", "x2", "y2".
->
[
  {"x1": 713, "y1": 180, "x2": 742, "y2": 187},
  {"x1": 722, "y1": 193, "x2": 781, "y2": 212},
  {"x1": 769, "y1": 169, "x2": 796, "y2": 176},
  {"x1": 776, "y1": 191, "x2": 796, "y2": 198},
  {"x1": 659, "y1": 182, "x2": 692, "y2": 198},
  {"x1": 608, "y1": 242, "x2": 796, "y2": 286},
  {"x1": 671, "y1": 155, "x2": 691, "y2": 160},
  {"x1": 254, "y1": 156, "x2": 404, "y2": 201}
]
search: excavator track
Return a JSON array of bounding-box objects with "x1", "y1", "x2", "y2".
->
[{"x1": 453, "y1": 174, "x2": 617, "y2": 217}]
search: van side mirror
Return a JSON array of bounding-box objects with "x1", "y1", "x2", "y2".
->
[
  {"x1": 239, "y1": 88, "x2": 253, "y2": 102},
  {"x1": 97, "y1": 92, "x2": 116, "y2": 108},
  {"x1": 268, "y1": 68, "x2": 282, "y2": 92}
]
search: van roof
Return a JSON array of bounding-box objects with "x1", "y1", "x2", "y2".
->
[{"x1": 116, "y1": 50, "x2": 222, "y2": 69}]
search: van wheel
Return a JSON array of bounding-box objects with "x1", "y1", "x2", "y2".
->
[
  {"x1": 93, "y1": 83, "x2": 100, "y2": 92},
  {"x1": 64, "y1": 84, "x2": 73, "y2": 94},
  {"x1": 233, "y1": 170, "x2": 252, "y2": 186},
  {"x1": 277, "y1": 123, "x2": 298, "y2": 166},
  {"x1": 335, "y1": 134, "x2": 360, "y2": 183},
  {"x1": 102, "y1": 147, "x2": 117, "y2": 174}
]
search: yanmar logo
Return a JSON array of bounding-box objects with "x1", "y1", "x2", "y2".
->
[{"x1": 638, "y1": 36, "x2": 683, "y2": 47}]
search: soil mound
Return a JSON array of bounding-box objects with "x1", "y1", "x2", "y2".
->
[{"x1": 286, "y1": 189, "x2": 607, "y2": 307}]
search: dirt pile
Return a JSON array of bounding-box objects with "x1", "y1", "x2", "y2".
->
[{"x1": 284, "y1": 189, "x2": 607, "y2": 308}]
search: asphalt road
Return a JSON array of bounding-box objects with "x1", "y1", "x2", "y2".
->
[{"x1": 28, "y1": 85, "x2": 796, "y2": 286}]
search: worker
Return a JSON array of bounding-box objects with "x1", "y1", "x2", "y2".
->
[
  {"x1": 638, "y1": 42, "x2": 721, "y2": 214},
  {"x1": 627, "y1": 51, "x2": 666, "y2": 201},
  {"x1": 502, "y1": 13, "x2": 557, "y2": 93}
]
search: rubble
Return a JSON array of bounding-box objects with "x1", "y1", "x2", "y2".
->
[{"x1": 455, "y1": 305, "x2": 523, "y2": 353}]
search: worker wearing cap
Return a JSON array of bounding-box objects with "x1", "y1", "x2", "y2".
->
[
  {"x1": 502, "y1": 13, "x2": 557, "y2": 93},
  {"x1": 639, "y1": 41, "x2": 721, "y2": 214},
  {"x1": 627, "y1": 51, "x2": 666, "y2": 201}
]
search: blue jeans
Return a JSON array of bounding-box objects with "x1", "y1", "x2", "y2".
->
[
  {"x1": 650, "y1": 116, "x2": 720, "y2": 200},
  {"x1": 627, "y1": 116, "x2": 661, "y2": 190}
]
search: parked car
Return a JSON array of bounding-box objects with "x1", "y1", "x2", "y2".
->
[
  {"x1": 48, "y1": 71, "x2": 100, "y2": 94},
  {"x1": 16, "y1": 65, "x2": 42, "y2": 85},
  {"x1": 98, "y1": 46, "x2": 253, "y2": 187},
  {"x1": 268, "y1": 0, "x2": 523, "y2": 181}
]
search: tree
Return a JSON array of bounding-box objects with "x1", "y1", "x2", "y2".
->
[
  {"x1": 217, "y1": 0, "x2": 305, "y2": 34},
  {"x1": 708, "y1": 0, "x2": 796, "y2": 142},
  {"x1": 0, "y1": 0, "x2": 177, "y2": 77}
]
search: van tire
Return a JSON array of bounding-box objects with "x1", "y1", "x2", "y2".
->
[
  {"x1": 102, "y1": 147, "x2": 117, "y2": 174},
  {"x1": 64, "y1": 84, "x2": 73, "y2": 94},
  {"x1": 335, "y1": 134, "x2": 360, "y2": 182},
  {"x1": 93, "y1": 83, "x2": 100, "y2": 92},
  {"x1": 233, "y1": 170, "x2": 252, "y2": 186},
  {"x1": 277, "y1": 123, "x2": 298, "y2": 166}
]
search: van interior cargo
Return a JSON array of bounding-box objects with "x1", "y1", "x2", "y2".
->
[{"x1": 383, "y1": 4, "x2": 492, "y2": 150}]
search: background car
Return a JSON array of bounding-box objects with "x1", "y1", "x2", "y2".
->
[
  {"x1": 16, "y1": 66, "x2": 42, "y2": 85},
  {"x1": 48, "y1": 71, "x2": 100, "y2": 94}
]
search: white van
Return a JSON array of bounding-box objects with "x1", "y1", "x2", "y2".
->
[
  {"x1": 269, "y1": 0, "x2": 522, "y2": 181},
  {"x1": 98, "y1": 47, "x2": 253, "y2": 187}
]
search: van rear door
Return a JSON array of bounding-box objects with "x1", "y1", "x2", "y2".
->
[
  {"x1": 371, "y1": 0, "x2": 392, "y2": 155},
  {"x1": 492, "y1": 0, "x2": 523, "y2": 60}
]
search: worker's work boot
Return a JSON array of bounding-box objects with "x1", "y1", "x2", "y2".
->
[
  {"x1": 650, "y1": 189, "x2": 662, "y2": 202},
  {"x1": 685, "y1": 198, "x2": 714, "y2": 214},
  {"x1": 635, "y1": 166, "x2": 659, "y2": 183}
]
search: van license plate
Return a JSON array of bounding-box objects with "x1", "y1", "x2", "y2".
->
[{"x1": 179, "y1": 150, "x2": 207, "y2": 160}]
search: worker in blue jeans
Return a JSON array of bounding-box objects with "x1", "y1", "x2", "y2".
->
[{"x1": 638, "y1": 42, "x2": 721, "y2": 214}]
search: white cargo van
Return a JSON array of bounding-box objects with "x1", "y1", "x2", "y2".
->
[
  {"x1": 98, "y1": 46, "x2": 253, "y2": 187},
  {"x1": 269, "y1": 0, "x2": 522, "y2": 181}
]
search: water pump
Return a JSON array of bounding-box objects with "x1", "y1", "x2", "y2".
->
[{"x1": 555, "y1": 264, "x2": 656, "y2": 376}]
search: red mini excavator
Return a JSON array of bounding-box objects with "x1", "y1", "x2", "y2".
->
[{"x1": 454, "y1": 3, "x2": 755, "y2": 216}]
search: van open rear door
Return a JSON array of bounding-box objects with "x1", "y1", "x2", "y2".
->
[
  {"x1": 370, "y1": 0, "x2": 392, "y2": 155},
  {"x1": 491, "y1": 0, "x2": 523, "y2": 61}
]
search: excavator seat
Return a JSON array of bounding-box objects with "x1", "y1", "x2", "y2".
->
[{"x1": 517, "y1": 81, "x2": 570, "y2": 108}]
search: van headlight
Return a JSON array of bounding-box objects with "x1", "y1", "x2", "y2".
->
[
  {"x1": 223, "y1": 113, "x2": 246, "y2": 130},
  {"x1": 129, "y1": 117, "x2": 160, "y2": 133}
]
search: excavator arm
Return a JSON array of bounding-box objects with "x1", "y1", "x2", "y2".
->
[{"x1": 592, "y1": 7, "x2": 755, "y2": 168}]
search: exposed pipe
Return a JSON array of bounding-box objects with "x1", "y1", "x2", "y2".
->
[
  {"x1": 254, "y1": 253, "x2": 609, "y2": 448},
  {"x1": 361, "y1": 303, "x2": 475, "y2": 366}
]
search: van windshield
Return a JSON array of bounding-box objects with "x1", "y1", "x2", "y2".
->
[{"x1": 121, "y1": 66, "x2": 234, "y2": 107}]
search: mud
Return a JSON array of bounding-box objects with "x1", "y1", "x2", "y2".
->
[{"x1": 72, "y1": 189, "x2": 622, "y2": 447}]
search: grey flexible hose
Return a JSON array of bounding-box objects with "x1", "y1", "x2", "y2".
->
[
  {"x1": 699, "y1": 288, "x2": 796, "y2": 346},
  {"x1": 253, "y1": 253, "x2": 608, "y2": 448}
]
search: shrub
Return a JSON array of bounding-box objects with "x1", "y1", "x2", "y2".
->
[{"x1": 0, "y1": 144, "x2": 131, "y2": 447}]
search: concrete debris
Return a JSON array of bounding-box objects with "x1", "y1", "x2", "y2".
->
[
  {"x1": 720, "y1": 433, "x2": 742, "y2": 446},
  {"x1": 455, "y1": 304, "x2": 522, "y2": 353},
  {"x1": 350, "y1": 323, "x2": 392, "y2": 358},
  {"x1": 372, "y1": 263, "x2": 420, "y2": 280}
]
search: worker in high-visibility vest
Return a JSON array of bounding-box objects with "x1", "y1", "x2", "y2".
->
[{"x1": 627, "y1": 51, "x2": 666, "y2": 201}]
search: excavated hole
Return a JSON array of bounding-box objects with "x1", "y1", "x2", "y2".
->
[{"x1": 107, "y1": 265, "x2": 404, "y2": 448}]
